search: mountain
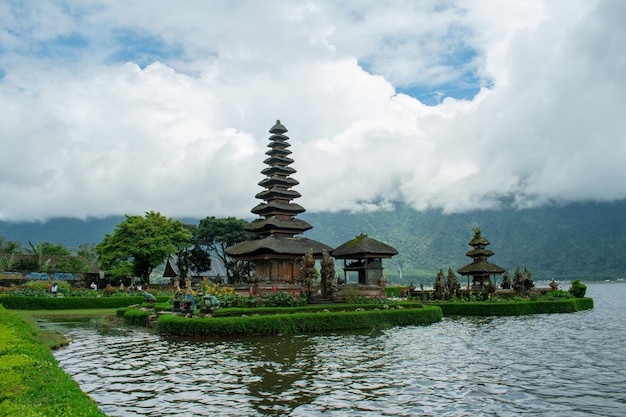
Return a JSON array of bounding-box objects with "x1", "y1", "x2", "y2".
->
[
  {"x1": 0, "y1": 216, "x2": 125, "y2": 248},
  {"x1": 1, "y1": 200, "x2": 625, "y2": 283},
  {"x1": 301, "y1": 200, "x2": 626, "y2": 283}
]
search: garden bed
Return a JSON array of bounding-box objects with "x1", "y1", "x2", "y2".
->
[
  {"x1": 431, "y1": 297, "x2": 594, "y2": 316},
  {"x1": 156, "y1": 305, "x2": 443, "y2": 337},
  {"x1": 0, "y1": 295, "x2": 169, "y2": 310}
]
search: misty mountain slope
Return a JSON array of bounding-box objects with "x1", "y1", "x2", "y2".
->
[
  {"x1": 302, "y1": 200, "x2": 626, "y2": 282},
  {"x1": 1, "y1": 200, "x2": 624, "y2": 282}
]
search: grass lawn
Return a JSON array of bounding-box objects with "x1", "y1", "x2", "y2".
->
[{"x1": 0, "y1": 306, "x2": 108, "y2": 416}]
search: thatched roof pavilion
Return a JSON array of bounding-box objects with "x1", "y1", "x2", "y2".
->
[
  {"x1": 332, "y1": 233, "x2": 398, "y2": 286},
  {"x1": 457, "y1": 228, "x2": 505, "y2": 289},
  {"x1": 225, "y1": 120, "x2": 332, "y2": 284}
]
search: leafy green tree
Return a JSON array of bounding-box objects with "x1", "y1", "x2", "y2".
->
[
  {"x1": 77, "y1": 244, "x2": 97, "y2": 261},
  {"x1": 41, "y1": 242, "x2": 71, "y2": 255},
  {"x1": 96, "y1": 211, "x2": 192, "y2": 285},
  {"x1": 51, "y1": 257, "x2": 87, "y2": 274},
  {"x1": 175, "y1": 224, "x2": 212, "y2": 281},
  {"x1": 196, "y1": 216, "x2": 255, "y2": 284},
  {"x1": 0, "y1": 237, "x2": 21, "y2": 254},
  {"x1": 76, "y1": 243, "x2": 99, "y2": 274}
]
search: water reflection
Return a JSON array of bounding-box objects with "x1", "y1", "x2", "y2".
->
[{"x1": 52, "y1": 284, "x2": 626, "y2": 416}]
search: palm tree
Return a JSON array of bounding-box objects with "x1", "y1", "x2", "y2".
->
[{"x1": 26, "y1": 241, "x2": 45, "y2": 271}]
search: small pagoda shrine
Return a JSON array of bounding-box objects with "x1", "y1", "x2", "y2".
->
[
  {"x1": 225, "y1": 120, "x2": 332, "y2": 284},
  {"x1": 332, "y1": 234, "x2": 398, "y2": 286},
  {"x1": 457, "y1": 227, "x2": 505, "y2": 289}
]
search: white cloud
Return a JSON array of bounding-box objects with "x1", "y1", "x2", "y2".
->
[{"x1": 0, "y1": 0, "x2": 625, "y2": 221}]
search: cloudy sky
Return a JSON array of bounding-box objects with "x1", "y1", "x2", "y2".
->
[{"x1": 1, "y1": 0, "x2": 624, "y2": 222}]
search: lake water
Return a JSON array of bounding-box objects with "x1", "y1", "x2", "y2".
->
[{"x1": 50, "y1": 284, "x2": 626, "y2": 416}]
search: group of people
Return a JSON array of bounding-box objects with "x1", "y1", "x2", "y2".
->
[{"x1": 50, "y1": 280, "x2": 147, "y2": 296}]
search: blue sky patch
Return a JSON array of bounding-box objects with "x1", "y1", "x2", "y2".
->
[
  {"x1": 17, "y1": 32, "x2": 89, "y2": 61},
  {"x1": 109, "y1": 29, "x2": 184, "y2": 68},
  {"x1": 397, "y1": 83, "x2": 482, "y2": 105}
]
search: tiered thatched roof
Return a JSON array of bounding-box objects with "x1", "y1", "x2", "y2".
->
[
  {"x1": 457, "y1": 228, "x2": 505, "y2": 277},
  {"x1": 332, "y1": 233, "x2": 398, "y2": 259},
  {"x1": 226, "y1": 120, "x2": 331, "y2": 262}
]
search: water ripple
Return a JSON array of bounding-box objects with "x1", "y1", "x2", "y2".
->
[{"x1": 52, "y1": 284, "x2": 626, "y2": 416}]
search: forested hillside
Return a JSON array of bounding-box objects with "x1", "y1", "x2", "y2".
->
[
  {"x1": 301, "y1": 200, "x2": 626, "y2": 283},
  {"x1": 1, "y1": 200, "x2": 624, "y2": 283}
]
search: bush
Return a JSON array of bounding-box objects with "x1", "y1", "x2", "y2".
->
[
  {"x1": 435, "y1": 298, "x2": 593, "y2": 316},
  {"x1": 157, "y1": 306, "x2": 443, "y2": 337},
  {"x1": 262, "y1": 290, "x2": 307, "y2": 307},
  {"x1": 541, "y1": 290, "x2": 571, "y2": 299},
  {"x1": 0, "y1": 295, "x2": 145, "y2": 310},
  {"x1": 212, "y1": 301, "x2": 423, "y2": 317},
  {"x1": 385, "y1": 286, "x2": 404, "y2": 297},
  {"x1": 569, "y1": 280, "x2": 587, "y2": 298},
  {"x1": 123, "y1": 309, "x2": 153, "y2": 327}
]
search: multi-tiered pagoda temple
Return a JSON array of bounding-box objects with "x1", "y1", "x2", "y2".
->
[
  {"x1": 225, "y1": 120, "x2": 332, "y2": 284},
  {"x1": 457, "y1": 228, "x2": 505, "y2": 289}
]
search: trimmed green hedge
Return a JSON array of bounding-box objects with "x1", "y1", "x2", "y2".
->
[
  {"x1": 0, "y1": 295, "x2": 169, "y2": 310},
  {"x1": 157, "y1": 305, "x2": 443, "y2": 337},
  {"x1": 0, "y1": 306, "x2": 106, "y2": 416},
  {"x1": 434, "y1": 298, "x2": 594, "y2": 316},
  {"x1": 122, "y1": 309, "x2": 153, "y2": 327},
  {"x1": 213, "y1": 301, "x2": 424, "y2": 317}
]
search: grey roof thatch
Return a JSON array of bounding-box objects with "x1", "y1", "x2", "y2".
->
[
  {"x1": 469, "y1": 236, "x2": 490, "y2": 246},
  {"x1": 457, "y1": 261, "x2": 505, "y2": 275},
  {"x1": 332, "y1": 234, "x2": 398, "y2": 259},
  {"x1": 465, "y1": 248, "x2": 495, "y2": 257},
  {"x1": 225, "y1": 236, "x2": 333, "y2": 259},
  {"x1": 163, "y1": 257, "x2": 226, "y2": 278},
  {"x1": 251, "y1": 201, "x2": 306, "y2": 216},
  {"x1": 245, "y1": 217, "x2": 313, "y2": 234}
]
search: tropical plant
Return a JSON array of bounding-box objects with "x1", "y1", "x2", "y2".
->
[
  {"x1": 0, "y1": 237, "x2": 21, "y2": 259},
  {"x1": 25, "y1": 242, "x2": 45, "y2": 271},
  {"x1": 0, "y1": 252, "x2": 15, "y2": 272}
]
